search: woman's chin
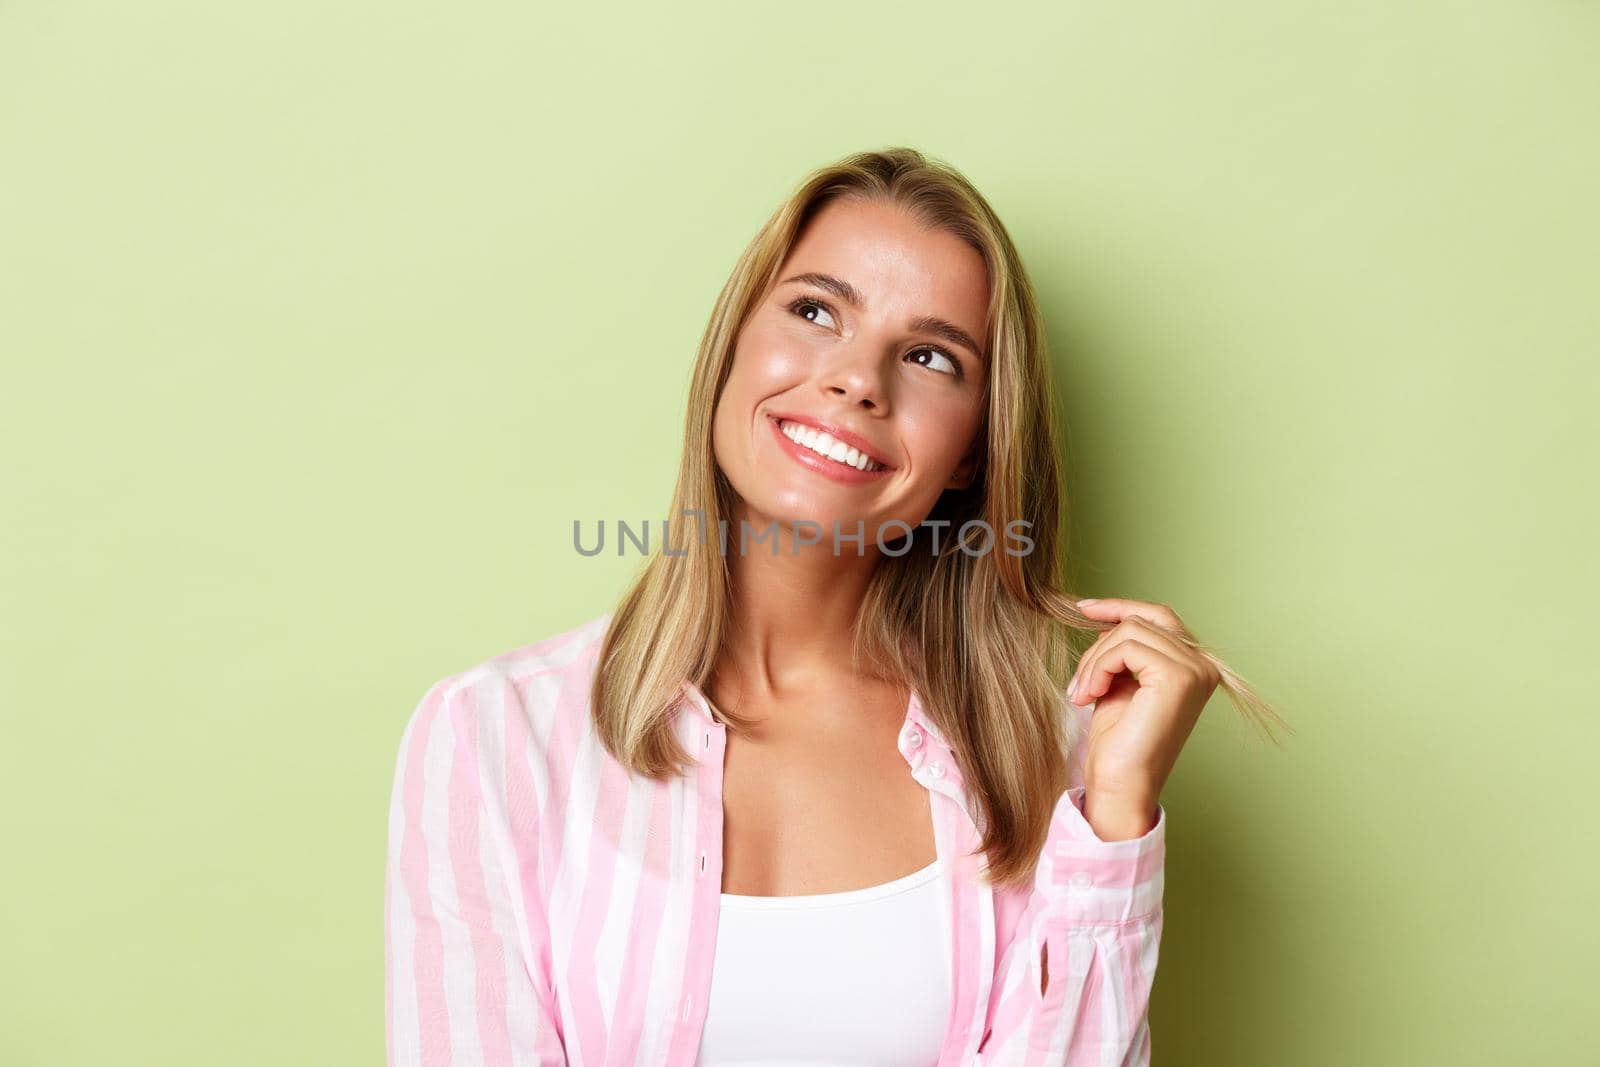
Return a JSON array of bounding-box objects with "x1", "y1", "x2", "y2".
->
[{"x1": 730, "y1": 500, "x2": 886, "y2": 543}]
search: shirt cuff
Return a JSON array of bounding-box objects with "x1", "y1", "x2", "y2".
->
[{"x1": 1040, "y1": 785, "x2": 1166, "y2": 924}]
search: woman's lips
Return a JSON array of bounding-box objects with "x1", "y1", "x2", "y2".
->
[{"x1": 767, "y1": 416, "x2": 894, "y2": 485}]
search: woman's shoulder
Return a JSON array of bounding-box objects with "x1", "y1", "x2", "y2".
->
[
  {"x1": 395, "y1": 611, "x2": 614, "y2": 768},
  {"x1": 423, "y1": 610, "x2": 611, "y2": 699}
]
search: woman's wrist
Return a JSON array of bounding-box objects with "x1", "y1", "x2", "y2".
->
[{"x1": 1081, "y1": 784, "x2": 1160, "y2": 842}]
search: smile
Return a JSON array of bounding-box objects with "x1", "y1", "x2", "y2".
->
[{"x1": 776, "y1": 419, "x2": 887, "y2": 472}]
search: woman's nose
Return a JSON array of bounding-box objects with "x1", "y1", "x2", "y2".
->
[{"x1": 819, "y1": 343, "x2": 889, "y2": 410}]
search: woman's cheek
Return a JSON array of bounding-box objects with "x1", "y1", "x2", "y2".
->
[
  {"x1": 901, "y1": 416, "x2": 981, "y2": 503},
  {"x1": 752, "y1": 336, "x2": 815, "y2": 383}
]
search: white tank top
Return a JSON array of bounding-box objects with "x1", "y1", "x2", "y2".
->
[{"x1": 696, "y1": 859, "x2": 952, "y2": 1066}]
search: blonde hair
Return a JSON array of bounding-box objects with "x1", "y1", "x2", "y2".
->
[{"x1": 593, "y1": 146, "x2": 1288, "y2": 889}]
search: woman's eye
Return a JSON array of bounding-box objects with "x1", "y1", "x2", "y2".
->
[
  {"x1": 789, "y1": 298, "x2": 837, "y2": 330},
  {"x1": 909, "y1": 347, "x2": 961, "y2": 377}
]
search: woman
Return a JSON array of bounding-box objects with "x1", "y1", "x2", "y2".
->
[{"x1": 385, "y1": 147, "x2": 1284, "y2": 1066}]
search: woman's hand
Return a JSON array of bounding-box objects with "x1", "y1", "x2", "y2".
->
[{"x1": 1067, "y1": 597, "x2": 1220, "y2": 838}]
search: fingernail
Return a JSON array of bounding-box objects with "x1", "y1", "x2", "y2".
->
[{"x1": 1077, "y1": 598, "x2": 1099, "y2": 607}]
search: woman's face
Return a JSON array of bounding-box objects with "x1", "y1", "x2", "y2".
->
[{"x1": 712, "y1": 196, "x2": 990, "y2": 550}]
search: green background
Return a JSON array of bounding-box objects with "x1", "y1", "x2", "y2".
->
[{"x1": 3, "y1": 2, "x2": 1595, "y2": 1063}]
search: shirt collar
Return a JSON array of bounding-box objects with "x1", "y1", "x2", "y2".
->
[
  {"x1": 677, "y1": 679, "x2": 720, "y2": 725},
  {"x1": 903, "y1": 687, "x2": 951, "y2": 749}
]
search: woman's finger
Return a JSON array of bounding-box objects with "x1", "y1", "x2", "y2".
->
[
  {"x1": 1071, "y1": 619, "x2": 1148, "y2": 706},
  {"x1": 1069, "y1": 623, "x2": 1116, "y2": 705},
  {"x1": 1076, "y1": 634, "x2": 1193, "y2": 707},
  {"x1": 1077, "y1": 597, "x2": 1193, "y2": 641},
  {"x1": 1072, "y1": 599, "x2": 1210, "y2": 703},
  {"x1": 1113, "y1": 615, "x2": 1213, "y2": 678},
  {"x1": 1070, "y1": 612, "x2": 1183, "y2": 701}
]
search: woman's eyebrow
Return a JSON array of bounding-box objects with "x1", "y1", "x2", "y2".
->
[
  {"x1": 779, "y1": 271, "x2": 986, "y2": 362},
  {"x1": 780, "y1": 271, "x2": 864, "y2": 308},
  {"x1": 908, "y1": 315, "x2": 984, "y2": 363}
]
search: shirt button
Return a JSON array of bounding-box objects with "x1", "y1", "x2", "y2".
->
[
  {"x1": 681, "y1": 993, "x2": 693, "y2": 1021},
  {"x1": 1069, "y1": 871, "x2": 1093, "y2": 889},
  {"x1": 902, "y1": 727, "x2": 923, "y2": 749},
  {"x1": 927, "y1": 761, "x2": 945, "y2": 779}
]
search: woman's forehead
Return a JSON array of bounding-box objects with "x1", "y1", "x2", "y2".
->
[{"x1": 777, "y1": 200, "x2": 990, "y2": 337}]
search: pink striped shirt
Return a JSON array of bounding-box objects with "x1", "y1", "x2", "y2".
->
[{"x1": 385, "y1": 612, "x2": 1166, "y2": 1065}]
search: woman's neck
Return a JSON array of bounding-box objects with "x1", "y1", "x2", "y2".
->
[{"x1": 715, "y1": 505, "x2": 885, "y2": 703}]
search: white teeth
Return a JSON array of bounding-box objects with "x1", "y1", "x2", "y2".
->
[{"x1": 779, "y1": 420, "x2": 884, "y2": 472}]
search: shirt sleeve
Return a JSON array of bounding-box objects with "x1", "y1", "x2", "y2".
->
[
  {"x1": 385, "y1": 677, "x2": 569, "y2": 1066},
  {"x1": 976, "y1": 712, "x2": 1167, "y2": 1064}
]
